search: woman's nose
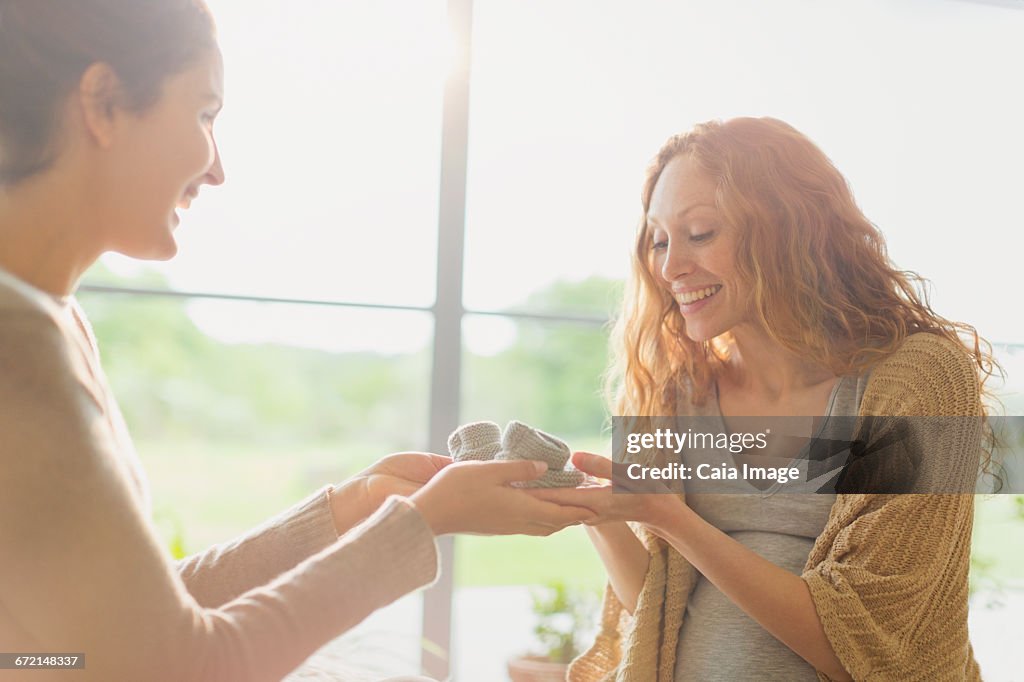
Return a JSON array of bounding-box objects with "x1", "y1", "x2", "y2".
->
[
  {"x1": 204, "y1": 139, "x2": 225, "y2": 187},
  {"x1": 661, "y1": 241, "x2": 696, "y2": 282}
]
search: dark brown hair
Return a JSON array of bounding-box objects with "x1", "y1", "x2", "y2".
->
[{"x1": 0, "y1": 0, "x2": 217, "y2": 184}]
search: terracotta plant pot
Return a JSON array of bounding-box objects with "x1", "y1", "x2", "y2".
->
[{"x1": 506, "y1": 654, "x2": 570, "y2": 682}]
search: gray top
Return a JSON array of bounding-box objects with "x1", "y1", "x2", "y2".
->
[{"x1": 674, "y1": 373, "x2": 870, "y2": 682}]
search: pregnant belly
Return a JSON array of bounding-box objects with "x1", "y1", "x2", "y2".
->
[{"x1": 674, "y1": 531, "x2": 820, "y2": 682}]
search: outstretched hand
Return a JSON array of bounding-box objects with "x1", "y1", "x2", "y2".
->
[
  {"x1": 333, "y1": 452, "x2": 599, "y2": 539},
  {"x1": 357, "y1": 451, "x2": 452, "y2": 501},
  {"x1": 330, "y1": 452, "x2": 452, "y2": 535},
  {"x1": 527, "y1": 451, "x2": 686, "y2": 530},
  {"x1": 410, "y1": 458, "x2": 596, "y2": 536}
]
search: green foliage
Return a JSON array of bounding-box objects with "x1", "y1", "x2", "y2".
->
[
  {"x1": 463, "y1": 277, "x2": 621, "y2": 443},
  {"x1": 969, "y1": 495, "x2": 1024, "y2": 597},
  {"x1": 455, "y1": 528, "x2": 606, "y2": 589},
  {"x1": 81, "y1": 266, "x2": 619, "y2": 454},
  {"x1": 529, "y1": 581, "x2": 600, "y2": 664},
  {"x1": 516, "y1": 277, "x2": 623, "y2": 319},
  {"x1": 79, "y1": 264, "x2": 428, "y2": 452}
]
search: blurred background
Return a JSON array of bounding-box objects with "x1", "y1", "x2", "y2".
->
[{"x1": 80, "y1": 0, "x2": 1024, "y2": 679}]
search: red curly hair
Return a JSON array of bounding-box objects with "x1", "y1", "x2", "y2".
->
[{"x1": 609, "y1": 117, "x2": 1000, "y2": 425}]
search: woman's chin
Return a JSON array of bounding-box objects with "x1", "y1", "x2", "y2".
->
[
  {"x1": 113, "y1": 233, "x2": 179, "y2": 262},
  {"x1": 147, "y1": 238, "x2": 179, "y2": 261},
  {"x1": 683, "y1": 323, "x2": 725, "y2": 345}
]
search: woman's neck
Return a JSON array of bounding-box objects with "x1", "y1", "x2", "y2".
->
[
  {"x1": 722, "y1": 323, "x2": 836, "y2": 401},
  {"x1": 0, "y1": 168, "x2": 102, "y2": 297}
]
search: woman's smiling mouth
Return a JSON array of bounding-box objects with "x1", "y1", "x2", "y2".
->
[{"x1": 674, "y1": 284, "x2": 722, "y2": 306}]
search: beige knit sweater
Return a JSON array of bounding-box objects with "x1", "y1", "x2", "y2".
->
[
  {"x1": 0, "y1": 269, "x2": 440, "y2": 681},
  {"x1": 568, "y1": 333, "x2": 984, "y2": 682}
]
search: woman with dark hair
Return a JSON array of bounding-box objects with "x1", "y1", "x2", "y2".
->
[
  {"x1": 0, "y1": 2, "x2": 592, "y2": 680},
  {"x1": 535, "y1": 118, "x2": 996, "y2": 681}
]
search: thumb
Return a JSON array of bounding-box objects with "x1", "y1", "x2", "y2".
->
[
  {"x1": 571, "y1": 451, "x2": 613, "y2": 479},
  {"x1": 427, "y1": 453, "x2": 454, "y2": 471},
  {"x1": 486, "y1": 458, "x2": 548, "y2": 484}
]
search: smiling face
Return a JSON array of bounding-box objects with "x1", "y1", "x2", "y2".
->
[
  {"x1": 647, "y1": 154, "x2": 749, "y2": 343},
  {"x1": 99, "y1": 49, "x2": 225, "y2": 260}
]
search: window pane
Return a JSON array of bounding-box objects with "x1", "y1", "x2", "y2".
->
[
  {"x1": 77, "y1": 292, "x2": 431, "y2": 554},
  {"x1": 972, "y1": 342, "x2": 1024, "y2": 651},
  {"x1": 993, "y1": 344, "x2": 1024, "y2": 417},
  {"x1": 457, "y1": 312, "x2": 608, "y2": 680},
  {"x1": 92, "y1": 0, "x2": 447, "y2": 306},
  {"x1": 460, "y1": 310, "x2": 611, "y2": 588},
  {"x1": 456, "y1": 313, "x2": 607, "y2": 674},
  {"x1": 462, "y1": 0, "x2": 1024, "y2": 346}
]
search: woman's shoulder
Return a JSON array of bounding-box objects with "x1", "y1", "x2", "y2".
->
[
  {"x1": 860, "y1": 332, "x2": 981, "y2": 416},
  {"x1": 0, "y1": 281, "x2": 86, "y2": 398},
  {"x1": 0, "y1": 305, "x2": 65, "y2": 352},
  {"x1": 0, "y1": 286, "x2": 67, "y2": 352},
  {"x1": 0, "y1": 267, "x2": 69, "y2": 318},
  {"x1": 871, "y1": 332, "x2": 977, "y2": 384}
]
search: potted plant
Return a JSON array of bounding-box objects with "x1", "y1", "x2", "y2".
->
[{"x1": 507, "y1": 581, "x2": 599, "y2": 682}]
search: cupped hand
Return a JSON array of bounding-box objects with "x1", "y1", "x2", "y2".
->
[
  {"x1": 356, "y1": 451, "x2": 452, "y2": 503},
  {"x1": 526, "y1": 451, "x2": 686, "y2": 530},
  {"x1": 410, "y1": 459, "x2": 596, "y2": 536},
  {"x1": 331, "y1": 452, "x2": 452, "y2": 534}
]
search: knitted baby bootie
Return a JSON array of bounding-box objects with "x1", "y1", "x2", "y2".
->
[
  {"x1": 498, "y1": 420, "x2": 586, "y2": 488},
  {"x1": 447, "y1": 421, "x2": 502, "y2": 462}
]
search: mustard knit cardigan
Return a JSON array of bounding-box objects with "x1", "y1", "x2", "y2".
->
[{"x1": 568, "y1": 333, "x2": 984, "y2": 682}]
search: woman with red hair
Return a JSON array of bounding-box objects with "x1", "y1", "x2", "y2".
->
[{"x1": 539, "y1": 118, "x2": 996, "y2": 681}]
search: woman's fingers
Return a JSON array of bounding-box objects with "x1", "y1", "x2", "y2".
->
[
  {"x1": 521, "y1": 504, "x2": 596, "y2": 535},
  {"x1": 477, "y1": 458, "x2": 548, "y2": 484},
  {"x1": 411, "y1": 458, "x2": 609, "y2": 536},
  {"x1": 424, "y1": 453, "x2": 454, "y2": 470},
  {"x1": 571, "y1": 451, "x2": 613, "y2": 479},
  {"x1": 368, "y1": 452, "x2": 453, "y2": 482},
  {"x1": 527, "y1": 486, "x2": 611, "y2": 517},
  {"x1": 533, "y1": 499, "x2": 597, "y2": 526},
  {"x1": 529, "y1": 485, "x2": 601, "y2": 504},
  {"x1": 527, "y1": 485, "x2": 665, "y2": 526}
]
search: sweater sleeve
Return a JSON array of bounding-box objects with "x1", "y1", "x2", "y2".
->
[
  {"x1": 175, "y1": 486, "x2": 341, "y2": 608},
  {"x1": 800, "y1": 334, "x2": 984, "y2": 681},
  {"x1": 0, "y1": 311, "x2": 440, "y2": 682},
  {"x1": 568, "y1": 525, "x2": 698, "y2": 682}
]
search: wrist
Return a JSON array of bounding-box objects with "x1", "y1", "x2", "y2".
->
[
  {"x1": 328, "y1": 477, "x2": 376, "y2": 536},
  {"x1": 586, "y1": 520, "x2": 631, "y2": 536},
  {"x1": 642, "y1": 496, "x2": 689, "y2": 538},
  {"x1": 409, "y1": 489, "x2": 450, "y2": 537}
]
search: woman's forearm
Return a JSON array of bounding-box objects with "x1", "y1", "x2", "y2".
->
[
  {"x1": 646, "y1": 507, "x2": 852, "y2": 681},
  {"x1": 584, "y1": 522, "x2": 650, "y2": 614},
  {"x1": 326, "y1": 478, "x2": 374, "y2": 537}
]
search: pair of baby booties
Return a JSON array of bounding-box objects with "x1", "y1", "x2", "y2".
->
[{"x1": 446, "y1": 420, "x2": 586, "y2": 488}]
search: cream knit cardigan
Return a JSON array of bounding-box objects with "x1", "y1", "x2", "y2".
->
[{"x1": 568, "y1": 333, "x2": 984, "y2": 682}]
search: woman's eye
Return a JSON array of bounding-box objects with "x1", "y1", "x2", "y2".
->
[
  {"x1": 651, "y1": 238, "x2": 668, "y2": 251},
  {"x1": 690, "y1": 231, "x2": 714, "y2": 243}
]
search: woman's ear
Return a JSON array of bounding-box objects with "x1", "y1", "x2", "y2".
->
[{"x1": 77, "y1": 62, "x2": 127, "y2": 148}]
